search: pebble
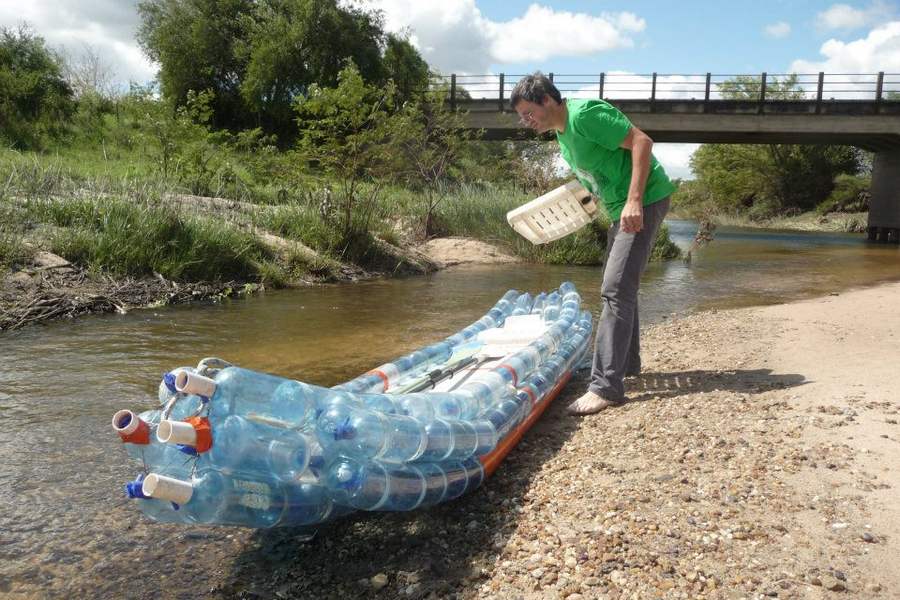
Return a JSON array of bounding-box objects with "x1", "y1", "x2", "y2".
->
[
  {"x1": 370, "y1": 574, "x2": 388, "y2": 590},
  {"x1": 822, "y1": 575, "x2": 846, "y2": 591}
]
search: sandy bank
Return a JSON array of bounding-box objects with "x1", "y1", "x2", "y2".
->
[{"x1": 416, "y1": 236, "x2": 521, "y2": 268}]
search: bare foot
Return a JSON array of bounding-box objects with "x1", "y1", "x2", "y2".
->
[{"x1": 566, "y1": 391, "x2": 622, "y2": 415}]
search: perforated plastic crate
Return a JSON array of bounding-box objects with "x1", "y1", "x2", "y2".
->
[{"x1": 506, "y1": 180, "x2": 597, "y2": 245}]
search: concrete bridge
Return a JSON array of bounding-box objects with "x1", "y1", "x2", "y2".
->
[{"x1": 441, "y1": 72, "x2": 900, "y2": 243}]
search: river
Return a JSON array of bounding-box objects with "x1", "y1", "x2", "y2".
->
[{"x1": 0, "y1": 221, "x2": 897, "y2": 598}]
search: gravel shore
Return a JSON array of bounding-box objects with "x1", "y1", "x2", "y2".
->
[
  {"x1": 18, "y1": 282, "x2": 899, "y2": 600},
  {"x1": 193, "y1": 283, "x2": 898, "y2": 600}
]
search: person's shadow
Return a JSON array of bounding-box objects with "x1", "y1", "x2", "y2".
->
[{"x1": 211, "y1": 367, "x2": 806, "y2": 599}]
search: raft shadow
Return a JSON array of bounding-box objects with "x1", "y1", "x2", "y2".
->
[
  {"x1": 625, "y1": 368, "x2": 807, "y2": 403},
  {"x1": 213, "y1": 368, "x2": 807, "y2": 598},
  {"x1": 215, "y1": 373, "x2": 590, "y2": 599}
]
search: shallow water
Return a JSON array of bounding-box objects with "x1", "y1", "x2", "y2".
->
[{"x1": 0, "y1": 221, "x2": 898, "y2": 597}]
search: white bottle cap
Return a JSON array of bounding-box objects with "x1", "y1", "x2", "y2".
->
[{"x1": 142, "y1": 473, "x2": 193, "y2": 505}]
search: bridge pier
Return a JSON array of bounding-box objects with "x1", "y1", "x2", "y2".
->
[{"x1": 868, "y1": 149, "x2": 900, "y2": 244}]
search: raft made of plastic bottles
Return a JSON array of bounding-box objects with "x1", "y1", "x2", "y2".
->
[{"x1": 113, "y1": 282, "x2": 592, "y2": 528}]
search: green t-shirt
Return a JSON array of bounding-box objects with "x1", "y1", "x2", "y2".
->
[{"x1": 557, "y1": 98, "x2": 675, "y2": 222}]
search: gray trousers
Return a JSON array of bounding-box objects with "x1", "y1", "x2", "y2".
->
[{"x1": 589, "y1": 197, "x2": 670, "y2": 401}]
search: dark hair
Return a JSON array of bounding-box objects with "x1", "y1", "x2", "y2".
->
[{"x1": 510, "y1": 72, "x2": 562, "y2": 107}]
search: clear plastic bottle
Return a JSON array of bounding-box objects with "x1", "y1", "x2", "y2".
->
[
  {"x1": 112, "y1": 409, "x2": 193, "y2": 475},
  {"x1": 530, "y1": 292, "x2": 547, "y2": 315},
  {"x1": 542, "y1": 291, "x2": 562, "y2": 322},
  {"x1": 175, "y1": 368, "x2": 321, "y2": 429},
  {"x1": 324, "y1": 456, "x2": 485, "y2": 511},
  {"x1": 511, "y1": 292, "x2": 534, "y2": 316},
  {"x1": 316, "y1": 402, "x2": 427, "y2": 463},
  {"x1": 201, "y1": 415, "x2": 311, "y2": 480},
  {"x1": 142, "y1": 469, "x2": 298, "y2": 528}
]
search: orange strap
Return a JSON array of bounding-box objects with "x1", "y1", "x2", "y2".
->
[
  {"x1": 184, "y1": 416, "x2": 213, "y2": 453},
  {"x1": 496, "y1": 364, "x2": 518, "y2": 387},
  {"x1": 366, "y1": 370, "x2": 390, "y2": 392},
  {"x1": 479, "y1": 370, "x2": 572, "y2": 478}
]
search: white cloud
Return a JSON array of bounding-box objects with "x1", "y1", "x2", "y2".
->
[
  {"x1": 358, "y1": 1, "x2": 645, "y2": 74},
  {"x1": 653, "y1": 143, "x2": 700, "y2": 180},
  {"x1": 817, "y1": 4, "x2": 869, "y2": 29},
  {"x1": 815, "y1": 1, "x2": 896, "y2": 31},
  {"x1": 0, "y1": 0, "x2": 157, "y2": 90},
  {"x1": 764, "y1": 21, "x2": 792, "y2": 38},
  {"x1": 485, "y1": 5, "x2": 645, "y2": 63},
  {"x1": 790, "y1": 21, "x2": 900, "y2": 97}
]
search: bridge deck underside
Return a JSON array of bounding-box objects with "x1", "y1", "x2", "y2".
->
[{"x1": 461, "y1": 99, "x2": 900, "y2": 151}]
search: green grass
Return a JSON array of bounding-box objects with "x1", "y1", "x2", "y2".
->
[
  {"x1": 41, "y1": 198, "x2": 280, "y2": 282},
  {"x1": 431, "y1": 183, "x2": 679, "y2": 264},
  {"x1": 1, "y1": 144, "x2": 683, "y2": 284}
]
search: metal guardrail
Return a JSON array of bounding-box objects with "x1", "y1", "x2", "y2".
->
[{"x1": 431, "y1": 72, "x2": 900, "y2": 111}]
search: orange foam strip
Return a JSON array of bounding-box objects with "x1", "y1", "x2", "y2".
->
[{"x1": 479, "y1": 370, "x2": 573, "y2": 478}]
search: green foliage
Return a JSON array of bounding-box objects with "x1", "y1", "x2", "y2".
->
[
  {"x1": 138, "y1": 0, "x2": 252, "y2": 129},
  {"x1": 718, "y1": 74, "x2": 806, "y2": 101},
  {"x1": 239, "y1": 0, "x2": 386, "y2": 137},
  {"x1": 816, "y1": 173, "x2": 871, "y2": 214},
  {"x1": 382, "y1": 34, "x2": 430, "y2": 100},
  {"x1": 651, "y1": 222, "x2": 681, "y2": 261},
  {"x1": 294, "y1": 62, "x2": 405, "y2": 238},
  {"x1": 395, "y1": 89, "x2": 478, "y2": 236},
  {"x1": 680, "y1": 75, "x2": 862, "y2": 220},
  {"x1": 137, "y1": 0, "x2": 427, "y2": 140},
  {"x1": 0, "y1": 26, "x2": 75, "y2": 149}
]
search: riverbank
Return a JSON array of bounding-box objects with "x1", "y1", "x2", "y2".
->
[
  {"x1": 0, "y1": 233, "x2": 525, "y2": 330},
  {"x1": 21, "y1": 281, "x2": 895, "y2": 600},
  {"x1": 670, "y1": 209, "x2": 868, "y2": 235},
  {"x1": 215, "y1": 282, "x2": 895, "y2": 600}
]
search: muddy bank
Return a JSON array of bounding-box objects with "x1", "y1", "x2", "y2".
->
[
  {"x1": 0, "y1": 233, "x2": 522, "y2": 331},
  {"x1": 0, "y1": 251, "x2": 265, "y2": 332}
]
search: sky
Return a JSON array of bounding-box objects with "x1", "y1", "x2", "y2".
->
[{"x1": 3, "y1": 0, "x2": 900, "y2": 178}]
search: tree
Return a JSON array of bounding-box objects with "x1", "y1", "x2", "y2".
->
[
  {"x1": 684, "y1": 75, "x2": 861, "y2": 218},
  {"x1": 0, "y1": 25, "x2": 75, "y2": 149},
  {"x1": 396, "y1": 89, "x2": 476, "y2": 237},
  {"x1": 382, "y1": 34, "x2": 430, "y2": 102},
  {"x1": 61, "y1": 43, "x2": 117, "y2": 99},
  {"x1": 138, "y1": 0, "x2": 254, "y2": 130},
  {"x1": 717, "y1": 73, "x2": 806, "y2": 101},
  {"x1": 137, "y1": 0, "x2": 426, "y2": 141},
  {"x1": 238, "y1": 0, "x2": 386, "y2": 138},
  {"x1": 294, "y1": 62, "x2": 405, "y2": 238}
]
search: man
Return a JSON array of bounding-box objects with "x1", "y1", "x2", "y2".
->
[{"x1": 510, "y1": 72, "x2": 675, "y2": 415}]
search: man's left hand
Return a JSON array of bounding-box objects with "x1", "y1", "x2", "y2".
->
[{"x1": 620, "y1": 199, "x2": 644, "y2": 233}]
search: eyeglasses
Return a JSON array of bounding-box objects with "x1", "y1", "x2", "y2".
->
[{"x1": 518, "y1": 110, "x2": 535, "y2": 125}]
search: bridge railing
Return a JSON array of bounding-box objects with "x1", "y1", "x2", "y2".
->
[{"x1": 430, "y1": 72, "x2": 900, "y2": 109}]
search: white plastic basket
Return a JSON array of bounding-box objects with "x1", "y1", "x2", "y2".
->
[{"x1": 506, "y1": 180, "x2": 598, "y2": 245}]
